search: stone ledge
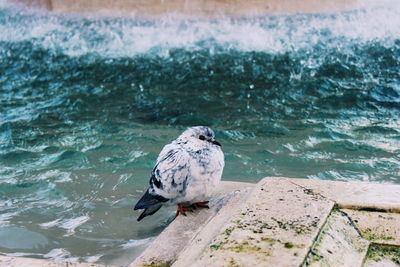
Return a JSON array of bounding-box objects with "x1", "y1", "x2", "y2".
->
[
  {"x1": 304, "y1": 209, "x2": 370, "y2": 267},
  {"x1": 131, "y1": 177, "x2": 400, "y2": 267},
  {"x1": 1, "y1": 178, "x2": 399, "y2": 267},
  {"x1": 130, "y1": 181, "x2": 255, "y2": 267},
  {"x1": 343, "y1": 209, "x2": 400, "y2": 246},
  {"x1": 180, "y1": 178, "x2": 334, "y2": 267},
  {"x1": 289, "y1": 178, "x2": 400, "y2": 212}
]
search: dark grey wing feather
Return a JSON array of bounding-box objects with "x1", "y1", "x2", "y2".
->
[
  {"x1": 134, "y1": 189, "x2": 169, "y2": 210},
  {"x1": 134, "y1": 189, "x2": 168, "y2": 221},
  {"x1": 134, "y1": 143, "x2": 190, "y2": 221},
  {"x1": 137, "y1": 203, "x2": 162, "y2": 221}
]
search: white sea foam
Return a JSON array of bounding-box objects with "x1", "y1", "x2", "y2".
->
[
  {"x1": 0, "y1": 1, "x2": 399, "y2": 58},
  {"x1": 44, "y1": 248, "x2": 70, "y2": 258},
  {"x1": 120, "y1": 237, "x2": 154, "y2": 249},
  {"x1": 37, "y1": 170, "x2": 72, "y2": 183},
  {"x1": 3, "y1": 252, "x2": 43, "y2": 257},
  {"x1": 43, "y1": 248, "x2": 81, "y2": 262},
  {"x1": 39, "y1": 218, "x2": 62, "y2": 229},
  {"x1": 59, "y1": 215, "x2": 90, "y2": 236}
]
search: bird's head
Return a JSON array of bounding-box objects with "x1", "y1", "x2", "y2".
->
[{"x1": 178, "y1": 126, "x2": 221, "y2": 147}]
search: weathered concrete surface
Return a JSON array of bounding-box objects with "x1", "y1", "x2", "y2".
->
[
  {"x1": 304, "y1": 210, "x2": 370, "y2": 266},
  {"x1": 289, "y1": 178, "x2": 400, "y2": 212},
  {"x1": 0, "y1": 255, "x2": 116, "y2": 267},
  {"x1": 132, "y1": 177, "x2": 400, "y2": 267},
  {"x1": 130, "y1": 181, "x2": 255, "y2": 267},
  {"x1": 342, "y1": 209, "x2": 400, "y2": 246},
  {"x1": 173, "y1": 178, "x2": 335, "y2": 266},
  {"x1": 15, "y1": 0, "x2": 358, "y2": 16}
]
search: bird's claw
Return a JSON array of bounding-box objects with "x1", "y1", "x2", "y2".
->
[
  {"x1": 174, "y1": 201, "x2": 210, "y2": 220},
  {"x1": 174, "y1": 204, "x2": 193, "y2": 219}
]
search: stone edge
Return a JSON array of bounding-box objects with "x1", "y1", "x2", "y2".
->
[{"x1": 1, "y1": 177, "x2": 399, "y2": 267}]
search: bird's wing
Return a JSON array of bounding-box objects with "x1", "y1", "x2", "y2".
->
[{"x1": 149, "y1": 143, "x2": 190, "y2": 200}]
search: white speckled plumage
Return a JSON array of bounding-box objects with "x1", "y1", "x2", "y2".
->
[{"x1": 134, "y1": 126, "x2": 224, "y2": 221}]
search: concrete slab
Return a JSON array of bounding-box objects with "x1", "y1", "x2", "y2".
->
[
  {"x1": 342, "y1": 209, "x2": 400, "y2": 246},
  {"x1": 304, "y1": 210, "x2": 370, "y2": 266},
  {"x1": 288, "y1": 178, "x2": 400, "y2": 212},
  {"x1": 178, "y1": 177, "x2": 334, "y2": 267},
  {"x1": 0, "y1": 255, "x2": 115, "y2": 267},
  {"x1": 130, "y1": 181, "x2": 255, "y2": 267}
]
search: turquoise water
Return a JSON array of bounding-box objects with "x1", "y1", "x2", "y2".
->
[{"x1": 0, "y1": 1, "x2": 400, "y2": 265}]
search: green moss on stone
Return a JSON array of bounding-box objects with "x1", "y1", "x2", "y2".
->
[
  {"x1": 260, "y1": 237, "x2": 276, "y2": 243},
  {"x1": 210, "y1": 241, "x2": 225, "y2": 250},
  {"x1": 213, "y1": 240, "x2": 270, "y2": 256},
  {"x1": 224, "y1": 226, "x2": 235, "y2": 236},
  {"x1": 226, "y1": 244, "x2": 262, "y2": 253},
  {"x1": 284, "y1": 242, "x2": 294, "y2": 249},
  {"x1": 227, "y1": 258, "x2": 239, "y2": 267},
  {"x1": 367, "y1": 245, "x2": 400, "y2": 265},
  {"x1": 362, "y1": 228, "x2": 395, "y2": 241},
  {"x1": 143, "y1": 260, "x2": 172, "y2": 267}
]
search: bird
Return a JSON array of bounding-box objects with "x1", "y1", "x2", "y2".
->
[{"x1": 134, "y1": 126, "x2": 224, "y2": 221}]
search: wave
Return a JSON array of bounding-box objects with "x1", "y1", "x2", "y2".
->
[
  {"x1": 1, "y1": 1, "x2": 400, "y2": 264},
  {"x1": 0, "y1": 1, "x2": 399, "y2": 58}
]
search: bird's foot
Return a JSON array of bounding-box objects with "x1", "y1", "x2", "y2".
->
[
  {"x1": 191, "y1": 201, "x2": 209, "y2": 209},
  {"x1": 173, "y1": 201, "x2": 210, "y2": 220},
  {"x1": 174, "y1": 204, "x2": 194, "y2": 219}
]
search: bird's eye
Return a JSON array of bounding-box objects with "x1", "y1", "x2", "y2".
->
[{"x1": 199, "y1": 135, "x2": 206, "y2": 140}]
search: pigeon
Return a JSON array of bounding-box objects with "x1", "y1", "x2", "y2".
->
[{"x1": 134, "y1": 126, "x2": 224, "y2": 221}]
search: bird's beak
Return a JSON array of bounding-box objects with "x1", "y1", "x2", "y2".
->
[{"x1": 211, "y1": 139, "x2": 221, "y2": 147}]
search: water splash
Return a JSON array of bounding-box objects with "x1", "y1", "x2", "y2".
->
[
  {"x1": 0, "y1": 1, "x2": 400, "y2": 57},
  {"x1": 0, "y1": 0, "x2": 400, "y2": 265}
]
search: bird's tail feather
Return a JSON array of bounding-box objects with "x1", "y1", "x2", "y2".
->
[
  {"x1": 134, "y1": 189, "x2": 169, "y2": 210},
  {"x1": 134, "y1": 189, "x2": 169, "y2": 221},
  {"x1": 137, "y1": 203, "x2": 162, "y2": 221}
]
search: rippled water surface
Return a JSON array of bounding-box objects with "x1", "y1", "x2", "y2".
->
[{"x1": 0, "y1": 0, "x2": 399, "y2": 264}]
